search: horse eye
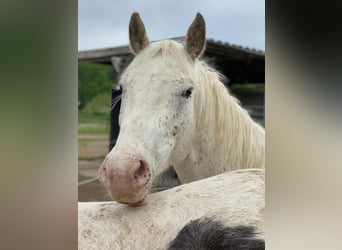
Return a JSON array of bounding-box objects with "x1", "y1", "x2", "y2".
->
[
  {"x1": 181, "y1": 87, "x2": 193, "y2": 99},
  {"x1": 113, "y1": 84, "x2": 123, "y2": 95}
]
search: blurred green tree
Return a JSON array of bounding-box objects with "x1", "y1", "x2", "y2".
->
[{"x1": 78, "y1": 62, "x2": 116, "y2": 110}]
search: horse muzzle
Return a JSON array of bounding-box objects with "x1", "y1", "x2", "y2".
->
[{"x1": 98, "y1": 155, "x2": 151, "y2": 205}]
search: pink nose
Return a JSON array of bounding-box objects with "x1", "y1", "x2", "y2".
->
[{"x1": 98, "y1": 155, "x2": 151, "y2": 204}]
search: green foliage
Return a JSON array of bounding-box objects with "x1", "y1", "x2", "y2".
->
[
  {"x1": 84, "y1": 93, "x2": 112, "y2": 113},
  {"x1": 78, "y1": 62, "x2": 116, "y2": 109}
]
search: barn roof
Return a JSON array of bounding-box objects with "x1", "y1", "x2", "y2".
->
[
  {"x1": 78, "y1": 37, "x2": 265, "y2": 84},
  {"x1": 78, "y1": 37, "x2": 264, "y2": 63}
]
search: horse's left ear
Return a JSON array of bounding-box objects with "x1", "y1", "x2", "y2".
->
[
  {"x1": 184, "y1": 13, "x2": 206, "y2": 60},
  {"x1": 129, "y1": 12, "x2": 150, "y2": 55}
]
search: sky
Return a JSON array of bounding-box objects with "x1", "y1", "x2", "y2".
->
[{"x1": 78, "y1": 0, "x2": 265, "y2": 51}]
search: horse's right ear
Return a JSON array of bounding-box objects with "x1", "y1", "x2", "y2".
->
[{"x1": 129, "y1": 12, "x2": 150, "y2": 55}]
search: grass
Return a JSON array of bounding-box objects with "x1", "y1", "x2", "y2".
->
[{"x1": 78, "y1": 111, "x2": 110, "y2": 134}]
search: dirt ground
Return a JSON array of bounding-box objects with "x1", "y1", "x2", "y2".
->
[{"x1": 78, "y1": 134, "x2": 111, "y2": 202}]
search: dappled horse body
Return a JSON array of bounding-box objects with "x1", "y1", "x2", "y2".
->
[
  {"x1": 99, "y1": 13, "x2": 265, "y2": 204},
  {"x1": 79, "y1": 169, "x2": 265, "y2": 250}
]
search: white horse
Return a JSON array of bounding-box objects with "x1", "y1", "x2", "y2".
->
[
  {"x1": 79, "y1": 169, "x2": 265, "y2": 250},
  {"x1": 99, "y1": 13, "x2": 265, "y2": 204}
]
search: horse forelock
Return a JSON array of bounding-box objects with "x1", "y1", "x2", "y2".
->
[{"x1": 123, "y1": 40, "x2": 193, "y2": 78}]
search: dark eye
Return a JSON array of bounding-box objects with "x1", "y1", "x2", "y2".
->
[
  {"x1": 114, "y1": 84, "x2": 122, "y2": 95},
  {"x1": 181, "y1": 87, "x2": 193, "y2": 99}
]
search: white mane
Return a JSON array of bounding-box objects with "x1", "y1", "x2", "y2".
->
[{"x1": 191, "y1": 58, "x2": 265, "y2": 170}]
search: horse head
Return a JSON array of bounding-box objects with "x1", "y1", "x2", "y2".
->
[{"x1": 99, "y1": 12, "x2": 206, "y2": 204}]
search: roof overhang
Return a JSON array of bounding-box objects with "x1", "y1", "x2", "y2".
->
[{"x1": 78, "y1": 37, "x2": 265, "y2": 84}]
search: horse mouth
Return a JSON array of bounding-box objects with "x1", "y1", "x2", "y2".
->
[
  {"x1": 99, "y1": 158, "x2": 153, "y2": 205},
  {"x1": 107, "y1": 179, "x2": 151, "y2": 205},
  {"x1": 109, "y1": 190, "x2": 148, "y2": 205},
  {"x1": 119, "y1": 196, "x2": 147, "y2": 206}
]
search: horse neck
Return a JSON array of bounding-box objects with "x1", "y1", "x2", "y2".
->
[{"x1": 189, "y1": 74, "x2": 265, "y2": 178}]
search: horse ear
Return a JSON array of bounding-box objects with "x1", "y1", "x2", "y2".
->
[
  {"x1": 184, "y1": 13, "x2": 206, "y2": 60},
  {"x1": 129, "y1": 12, "x2": 150, "y2": 55}
]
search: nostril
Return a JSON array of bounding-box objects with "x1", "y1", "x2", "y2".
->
[
  {"x1": 133, "y1": 160, "x2": 150, "y2": 187},
  {"x1": 138, "y1": 160, "x2": 145, "y2": 173}
]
